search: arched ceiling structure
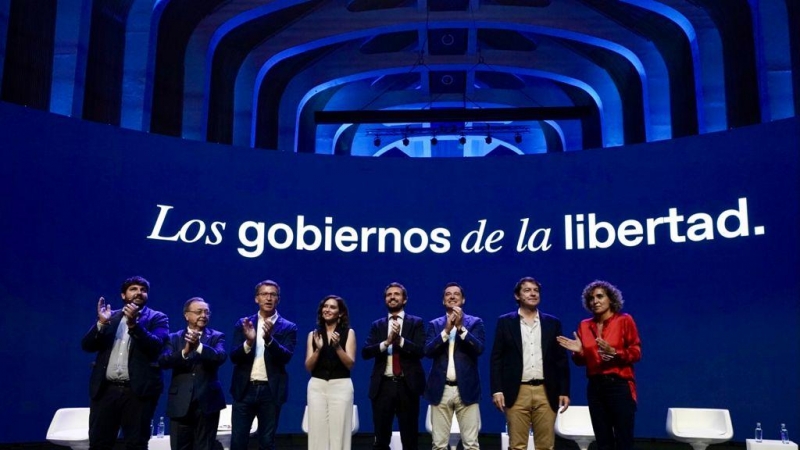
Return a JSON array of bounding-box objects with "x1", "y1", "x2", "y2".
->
[{"x1": 1, "y1": 0, "x2": 797, "y2": 157}]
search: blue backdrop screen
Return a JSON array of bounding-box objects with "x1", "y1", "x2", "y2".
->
[{"x1": 1, "y1": 103, "x2": 798, "y2": 443}]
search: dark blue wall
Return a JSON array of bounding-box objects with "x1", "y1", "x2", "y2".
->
[{"x1": 0, "y1": 102, "x2": 798, "y2": 443}]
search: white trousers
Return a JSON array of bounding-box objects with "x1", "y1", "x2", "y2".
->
[
  {"x1": 431, "y1": 385, "x2": 481, "y2": 450},
  {"x1": 307, "y1": 377, "x2": 354, "y2": 450}
]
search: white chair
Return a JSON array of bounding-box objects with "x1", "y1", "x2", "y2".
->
[
  {"x1": 424, "y1": 405, "x2": 465, "y2": 450},
  {"x1": 147, "y1": 435, "x2": 171, "y2": 450},
  {"x1": 46, "y1": 408, "x2": 91, "y2": 450},
  {"x1": 390, "y1": 431, "x2": 402, "y2": 450},
  {"x1": 666, "y1": 408, "x2": 733, "y2": 450},
  {"x1": 500, "y1": 425, "x2": 534, "y2": 450},
  {"x1": 216, "y1": 405, "x2": 259, "y2": 450},
  {"x1": 300, "y1": 404, "x2": 360, "y2": 435},
  {"x1": 555, "y1": 406, "x2": 595, "y2": 450}
]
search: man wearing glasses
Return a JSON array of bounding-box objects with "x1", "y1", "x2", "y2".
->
[
  {"x1": 159, "y1": 297, "x2": 227, "y2": 450},
  {"x1": 229, "y1": 280, "x2": 297, "y2": 450}
]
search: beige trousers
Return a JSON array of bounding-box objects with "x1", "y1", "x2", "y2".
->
[
  {"x1": 430, "y1": 385, "x2": 481, "y2": 450},
  {"x1": 505, "y1": 385, "x2": 555, "y2": 450}
]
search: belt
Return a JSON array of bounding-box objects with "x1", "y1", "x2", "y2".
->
[
  {"x1": 107, "y1": 380, "x2": 130, "y2": 387},
  {"x1": 383, "y1": 376, "x2": 404, "y2": 382},
  {"x1": 521, "y1": 379, "x2": 545, "y2": 386},
  {"x1": 445, "y1": 380, "x2": 458, "y2": 386},
  {"x1": 249, "y1": 380, "x2": 269, "y2": 385},
  {"x1": 590, "y1": 374, "x2": 624, "y2": 383}
]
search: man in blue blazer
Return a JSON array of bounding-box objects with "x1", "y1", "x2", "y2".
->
[
  {"x1": 424, "y1": 282, "x2": 485, "y2": 450},
  {"x1": 160, "y1": 297, "x2": 227, "y2": 450},
  {"x1": 362, "y1": 282, "x2": 426, "y2": 450},
  {"x1": 81, "y1": 276, "x2": 169, "y2": 450},
  {"x1": 229, "y1": 280, "x2": 297, "y2": 450},
  {"x1": 490, "y1": 277, "x2": 570, "y2": 450}
]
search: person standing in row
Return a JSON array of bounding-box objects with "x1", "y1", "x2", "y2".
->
[
  {"x1": 230, "y1": 280, "x2": 297, "y2": 450},
  {"x1": 160, "y1": 297, "x2": 227, "y2": 450},
  {"x1": 558, "y1": 280, "x2": 642, "y2": 450},
  {"x1": 490, "y1": 277, "x2": 570, "y2": 450},
  {"x1": 304, "y1": 295, "x2": 357, "y2": 450},
  {"x1": 81, "y1": 276, "x2": 169, "y2": 450},
  {"x1": 362, "y1": 282, "x2": 426, "y2": 450},
  {"x1": 424, "y1": 282, "x2": 485, "y2": 450}
]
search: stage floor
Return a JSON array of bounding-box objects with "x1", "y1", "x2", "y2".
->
[{"x1": 3, "y1": 434, "x2": 747, "y2": 450}]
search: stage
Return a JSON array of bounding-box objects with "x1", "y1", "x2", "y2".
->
[{"x1": 6, "y1": 434, "x2": 748, "y2": 450}]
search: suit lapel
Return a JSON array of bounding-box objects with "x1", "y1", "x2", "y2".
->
[
  {"x1": 272, "y1": 317, "x2": 282, "y2": 334},
  {"x1": 200, "y1": 328, "x2": 212, "y2": 345},
  {"x1": 110, "y1": 310, "x2": 124, "y2": 329},
  {"x1": 510, "y1": 312, "x2": 523, "y2": 355},
  {"x1": 540, "y1": 314, "x2": 553, "y2": 359},
  {"x1": 138, "y1": 307, "x2": 149, "y2": 325},
  {"x1": 399, "y1": 315, "x2": 408, "y2": 337},
  {"x1": 250, "y1": 314, "x2": 259, "y2": 330},
  {"x1": 380, "y1": 316, "x2": 390, "y2": 336}
]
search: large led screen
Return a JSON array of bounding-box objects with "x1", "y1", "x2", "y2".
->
[{"x1": 0, "y1": 102, "x2": 797, "y2": 443}]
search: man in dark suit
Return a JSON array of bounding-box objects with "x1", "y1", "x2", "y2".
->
[
  {"x1": 490, "y1": 277, "x2": 570, "y2": 450},
  {"x1": 424, "y1": 282, "x2": 485, "y2": 450},
  {"x1": 362, "y1": 282, "x2": 426, "y2": 450},
  {"x1": 159, "y1": 297, "x2": 227, "y2": 450},
  {"x1": 229, "y1": 280, "x2": 297, "y2": 450},
  {"x1": 81, "y1": 276, "x2": 169, "y2": 450}
]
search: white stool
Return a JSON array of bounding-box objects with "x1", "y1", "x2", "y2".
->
[
  {"x1": 46, "y1": 408, "x2": 90, "y2": 450},
  {"x1": 554, "y1": 406, "x2": 595, "y2": 450},
  {"x1": 147, "y1": 436, "x2": 171, "y2": 450},
  {"x1": 500, "y1": 432, "x2": 534, "y2": 450},
  {"x1": 390, "y1": 431, "x2": 402, "y2": 450},
  {"x1": 666, "y1": 408, "x2": 733, "y2": 450}
]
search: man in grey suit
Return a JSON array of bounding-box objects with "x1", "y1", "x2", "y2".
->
[
  {"x1": 81, "y1": 276, "x2": 169, "y2": 450},
  {"x1": 490, "y1": 277, "x2": 570, "y2": 450},
  {"x1": 160, "y1": 297, "x2": 227, "y2": 450},
  {"x1": 424, "y1": 282, "x2": 485, "y2": 450}
]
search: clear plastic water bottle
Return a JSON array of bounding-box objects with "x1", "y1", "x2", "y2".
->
[
  {"x1": 755, "y1": 422, "x2": 762, "y2": 442},
  {"x1": 157, "y1": 416, "x2": 165, "y2": 438},
  {"x1": 780, "y1": 423, "x2": 789, "y2": 444},
  {"x1": 150, "y1": 419, "x2": 154, "y2": 438}
]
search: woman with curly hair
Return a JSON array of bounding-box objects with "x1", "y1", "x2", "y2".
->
[
  {"x1": 557, "y1": 280, "x2": 642, "y2": 450},
  {"x1": 304, "y1": 295, "x2": 356, "y2": 450}
]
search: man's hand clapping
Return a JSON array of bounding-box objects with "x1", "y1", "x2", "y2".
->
[
  {"x1": 97, "y1": 297, "x2": 111, "y2": 325},
  {"x1": 123, "y1": 303, "x2": 140, "y2": 328}
]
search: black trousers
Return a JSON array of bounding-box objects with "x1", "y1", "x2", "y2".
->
[
  {"x1": 170, "y1": 401, "x2": 221, "y2": 450},
  {"x1": 587, "y1": 375, "x2": 637, "y2": 450},
  {"x1": 89, "y1": 382, "x2": 159, "y2": 450},
  {"x1": 371, "y1": 377, "x2": 420, "y2": 450}
]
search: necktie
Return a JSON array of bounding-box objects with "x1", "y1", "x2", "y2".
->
[
  {"x1": 392, "y1": 316, "x2": 402, "y2": 376},
  {"x1": 448, "y1": 328, "x2": 456, "y2": 357}
]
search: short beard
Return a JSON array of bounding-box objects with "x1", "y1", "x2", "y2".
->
[{"x1": 386, "y1": 304, "x2": 404, "y2": 314}]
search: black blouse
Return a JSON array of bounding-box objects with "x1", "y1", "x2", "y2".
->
[{"x1": 311, "y1": 326, "x2": 351, "y2": 380}]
